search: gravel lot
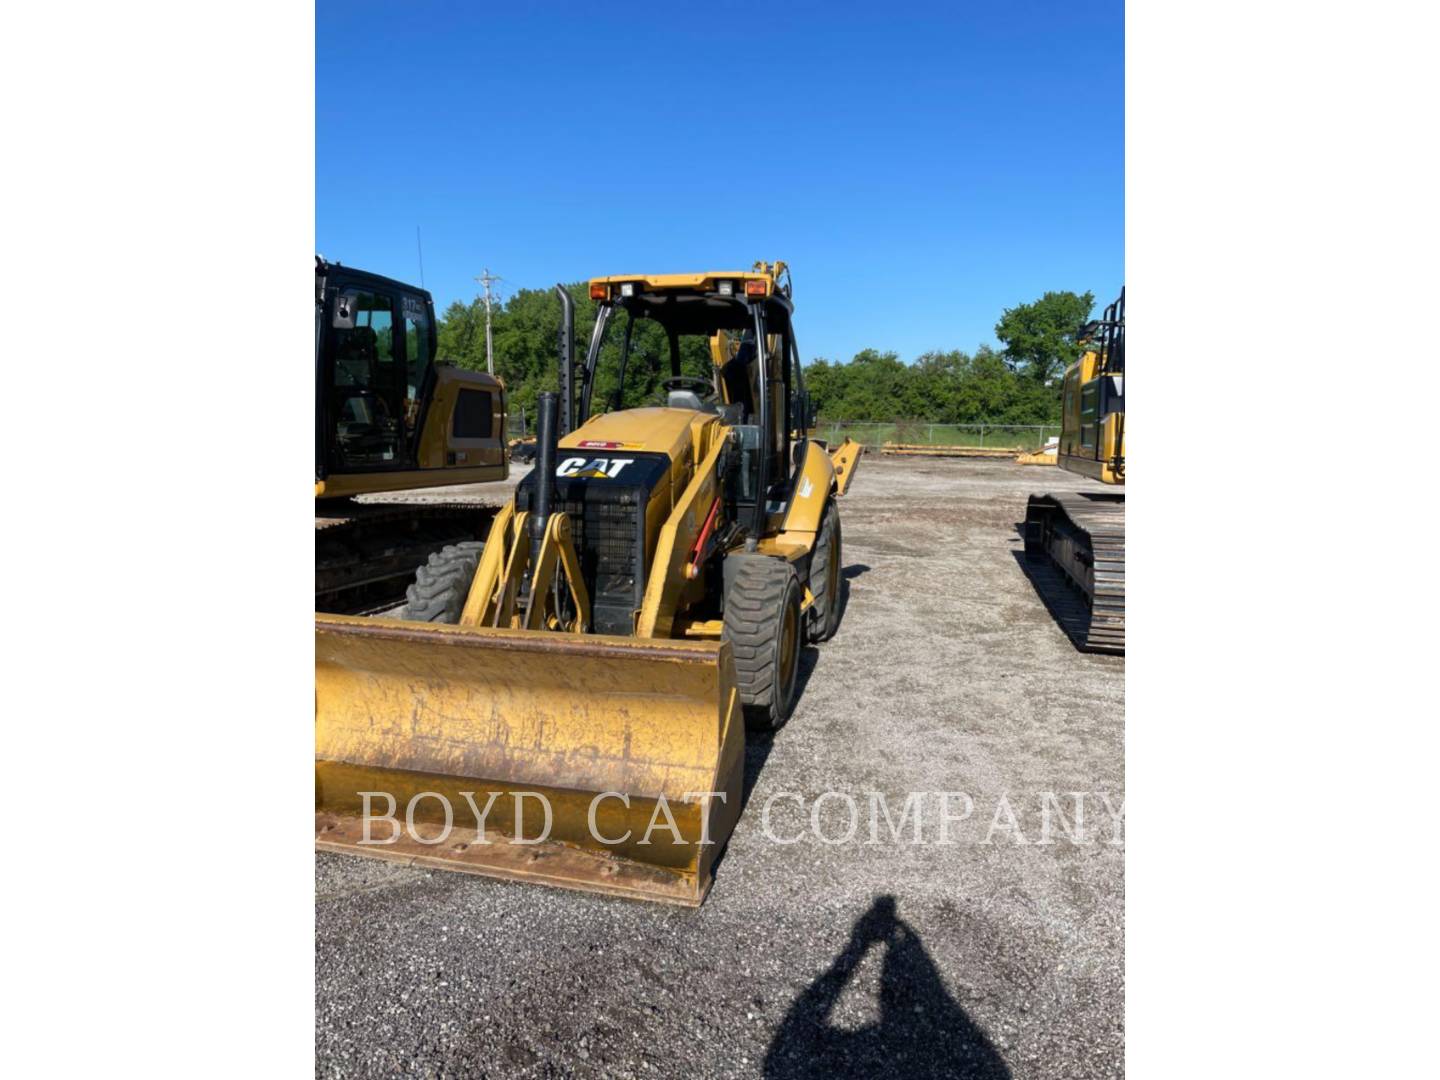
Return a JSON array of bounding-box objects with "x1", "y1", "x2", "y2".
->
[{"x1": 317, "y1": 454, "x2": 1124, "y2": 1078}]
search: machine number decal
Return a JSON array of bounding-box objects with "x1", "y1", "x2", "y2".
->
[
  {"x1": 576, "y1": 439, "x2": 642, "y2": 450},
  {"x1": 557, "y1": 457, "x2": 635, "y2": 479}
]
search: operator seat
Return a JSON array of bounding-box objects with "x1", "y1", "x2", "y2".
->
[{"x1": 666, "y1": 388, "x2": 719, "y2": 413}]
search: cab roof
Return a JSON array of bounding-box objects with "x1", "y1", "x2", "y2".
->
[{"x1": 589, "y1": 261, "x2": 789, "y2": 301}]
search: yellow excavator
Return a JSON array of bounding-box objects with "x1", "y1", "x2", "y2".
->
[
  {"x1": 316, "y1": 262, "x2": 861, "y2": 905},
  {"x1": 315, "y1": 258, "x2": 508, "y2": 612},
  {"x1": 1023, "y1": 287, "x2": 1125, "y2": 652}
]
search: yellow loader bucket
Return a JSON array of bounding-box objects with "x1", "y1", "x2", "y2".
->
[{"x1": 315, "y1": 614, "x2": 744, "y2": 906}]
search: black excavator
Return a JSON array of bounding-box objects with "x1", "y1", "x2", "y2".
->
[{"x1": 315, "y1": 257, "x2": 508, "y2": 612}]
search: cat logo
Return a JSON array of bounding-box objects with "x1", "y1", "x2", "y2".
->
[{"x1": 556, "y1": 456, "x2": 634, "y2": 479}]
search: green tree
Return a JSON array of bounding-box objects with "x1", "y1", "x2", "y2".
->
[
  {"x1": 436, "y1": 284, "x2": 1088, "y2": 430},
  {"x1": 994, "y1": 290, "x2": 1095, "y2": 385},
  {"x1": 440, "y1": 283, "x2": 718, "y2": 428}
]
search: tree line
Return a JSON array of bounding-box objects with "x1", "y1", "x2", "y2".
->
[{"x1": 436, "y1": 285, "x2": 1095, "y2": 427}]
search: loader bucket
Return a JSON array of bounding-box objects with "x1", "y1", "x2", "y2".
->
[{"x1": 315, "y1": 614, "x2": 744, "y2": 906}]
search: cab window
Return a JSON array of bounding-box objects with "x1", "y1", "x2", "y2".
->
[
  {"x1": 402, "y1": 295, "x2": 432, "y2": 435},
  {"x1": 1079, "y1": 380, "x2": 1100, "y2": 450},
  {"x1": 329, "y1": 289, "x2": 403, "y2": 469}
]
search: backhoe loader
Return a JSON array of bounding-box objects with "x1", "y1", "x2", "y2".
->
[
  {"x1": 315, "y1": 258, "x2": 508, "y2": 612},
  {"x1": 315, "y1": 262, "x2": 862, "y2": 905},
  {"x1": 1023, "y1": 287, "x2": 1125, "y2": 652}
]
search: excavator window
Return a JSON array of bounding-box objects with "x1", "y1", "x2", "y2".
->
[
  {"x1": 1079, "y1": 381, "x2": 1100, "y2": 451},
  {"x1": 327, "y1": 288, "x2": 406, "y2": 470},
  {"x1": 401, "y1": 296, "x2": 431, "y2": 440}
]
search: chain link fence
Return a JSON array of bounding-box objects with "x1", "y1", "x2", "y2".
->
[
  {"x1": 812, "y1": 421, "x2": 1061, "y2": 450},
  {"x1": 507, "y1": 413, "x2": 1060, "y2": 451}
]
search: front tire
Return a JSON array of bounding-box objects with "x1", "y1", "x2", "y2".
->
[
  {"x1": 398, "y1": 541, "x2": 484, "y2": 623},
  {"x1": 723, "y1": 555, "x2": 804, "y2": 733},
  {"x1": 807, "y1": 500, "x2": 843, "y2": 643}
]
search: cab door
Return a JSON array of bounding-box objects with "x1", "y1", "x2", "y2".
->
[
  {"x1": 397, "y1": 290, "x2": 435, "y2": 465},
  {"x1": 324, "y1": 285, "x2": 406, "y2": 473}
]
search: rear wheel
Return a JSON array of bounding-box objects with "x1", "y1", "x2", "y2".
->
[
  {"x1": 398, "y1": 541, "x2": 484, "y2": 623},
  {"x1": 807, "y1": 501, "x2": 843, "y2": 643},
  {"x1": 723, "y1": 555, "x2": 804, "y2": 733}
]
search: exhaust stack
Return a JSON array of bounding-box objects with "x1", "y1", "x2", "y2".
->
[
  {"x1": 554, "y1": 285, "x2": 575, "y2": 436},
  {"x1": 528, "y1": 391, "x2": 558, "y2": 580}
]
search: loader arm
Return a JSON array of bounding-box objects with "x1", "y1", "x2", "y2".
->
[
  {"x1": 829, "y1": 437, "x2": 862, "y2": 496},
  {"x1": 522, "y1": 512, "x2": 591, "y2": 632},
  {"x1": 636, "y1": 431, "x2": 730, "y2": 639},
  {"x1": 458, "y1": 502, "x2": 590, "y2": 633}
]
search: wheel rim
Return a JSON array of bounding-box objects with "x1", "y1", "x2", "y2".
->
[{"x1": 780, "y1": 599, "x2": 799, "y2": 698}]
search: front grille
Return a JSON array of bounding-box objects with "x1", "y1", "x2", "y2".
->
[
  {"x1": 515, "y1": 452, "x2": 670, "y2": 636},
  {"x1": 549, "y1": 498, "x2": 636, "y2": 597}
]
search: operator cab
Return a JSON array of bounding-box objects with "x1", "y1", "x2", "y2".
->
[
  {"x1": 574, "y1": 267, "x2": 813, "y2": 539},
  {"x1": 315, "y1": 258, "x2": 437, "y2": 478}
]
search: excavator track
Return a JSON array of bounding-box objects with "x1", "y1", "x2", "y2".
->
[
  {"x1": 315, "y1": 501, "x2": 498, "y2": 615},
  {"x1": 1023, "y1": 491, "x2": 1125, "y2": 654}
]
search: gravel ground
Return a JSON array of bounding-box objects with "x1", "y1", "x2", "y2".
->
[{"x1": 317, "y1": 454, "x2": 1124, "y2": 1078}]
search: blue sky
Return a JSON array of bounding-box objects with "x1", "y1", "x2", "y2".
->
[{"x1": 317, "y1": 1, "x2": 1122, "y2": 362}]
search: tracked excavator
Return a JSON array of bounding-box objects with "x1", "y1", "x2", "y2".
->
[
  {"x1": 315, "y1": 262, "x2": 862, "y2": 905},
  {"x1": 1023, "y1": 287, "x2": 1125, "y2": 653},
  {"x1": 315, "y1": 258, "x2": 508, "y2": 612}
]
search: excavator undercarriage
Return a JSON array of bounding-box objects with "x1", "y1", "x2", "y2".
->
[
  {"x1": 1022, "y1": 287, "x2": 1126, "y2": 654},
  {"x1": 314, "y1": 258, "x2": 508, "y2": 614}
]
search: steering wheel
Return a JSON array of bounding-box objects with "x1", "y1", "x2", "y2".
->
[{"x1": 662, "y1": 376, "x2": 716, "y2": 401}]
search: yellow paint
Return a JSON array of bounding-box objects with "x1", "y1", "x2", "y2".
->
[
  {"x1": 589, "y1": 261, "x2": 787, "y2": 300},
  {"x1": 563, "y1": 407, "x2": 698, "y2": 458},
  {"x1": 780, "y1": 441, "x2": 838, "y2": 536},
  {"x1": 636, "y1": 431, "x2": 729, "y2": 638},
  {"x1": 417, "y1": 368, "x2": 508, "y2": 471},
  {"x1": 679, "y1": 619, "x2": 724, "y2": 638},
  {"x1": 316, "y1": 463, "x2": 505, "y2": 499},
  {"x1": 520, "y1": 512, "x2": 591, "y2": 633},
  {"x1": 315, "y1": 613, "x2": 743, "y2": 903},
  {"x1": 318, "y1": 368, "x2": 508, "y2": 500},
  {"x1": 1057, "y1": 348, "x2": 1124, "y2": 485},
  {"x1": 754, "y1": 536, "x2": 810, "y2": 562},
  {"x1": 316, "y1": 260, "x2": 871, "y2": 905},
  {"x1": 829, "y1": 438, "x2": 862, "y2": 496},
  {"x1": 1016, "y1": 447, "x2": 1058, "y2": 466}
]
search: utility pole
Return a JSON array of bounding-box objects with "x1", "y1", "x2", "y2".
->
[{"x1": 475, "y1": 268, "x2": 502, "y2": 375}]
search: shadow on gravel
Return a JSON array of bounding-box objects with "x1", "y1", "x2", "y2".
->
[
  {"x1": 740, "y1": 727, "x2": 777, "y2": 813},
  {"x1": 736, "y1": 646, "x2": 819, "y2": 816},
  {"x1": 836, "y1": 562, "x2": 869, "y2": 628},
  {"x1": 764, "y1": 896, "x2": 1010, "y2": 1080},
  {"x1": 1009, "y1": 550, "x2": 1094, "y2": 652}
]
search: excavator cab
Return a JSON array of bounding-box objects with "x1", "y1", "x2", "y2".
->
[{"x1": 315, "y1": 258, "x2": 508, "y2": 498}]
